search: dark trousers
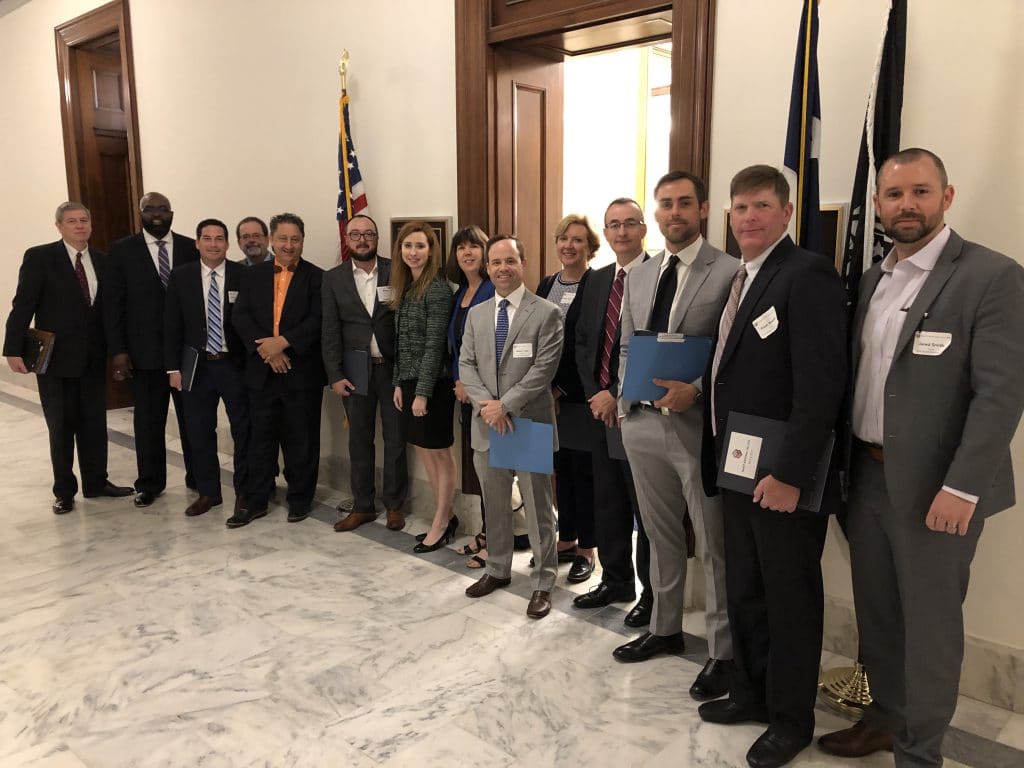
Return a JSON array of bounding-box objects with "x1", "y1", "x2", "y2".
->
[
  {"x1": 247, "y1": 383, "x2": 322, "y2": 512},
  {"x1": 591, "y1": 419, "x2": 650, "y2": 593},
  {"x1": 182, "y1": 358, "x2": 250, "y2": 499},
  {"x1": 721, "y1": 489, "x2": 828, "y2": 743},
  {"x1": 342, "y1": 359, "x2": 407, "y2": 513},
  {"x1": 130, "y1": 368, "x2": 195, "y2": 494},
  {"x1": 555, "y1": 446, "x2": 595, "y2": 548},
  {"x1": 36, "y1": 372, "x2": 108, "y2": 499},
  {"x1": 847, "y1": 445, "x2": 983, "y2": 767}
]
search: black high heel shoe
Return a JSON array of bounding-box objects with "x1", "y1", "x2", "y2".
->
[{"x1": 413, "y1": 515, "x2": 459, "y2": 553}]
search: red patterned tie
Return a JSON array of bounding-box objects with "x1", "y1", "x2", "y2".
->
[
  {"x1": 598, "y1": 268, "x2": 626, "y2": 389},
  {"x1": 74, "y1": 252, "x2": 91, "y2": 305}
]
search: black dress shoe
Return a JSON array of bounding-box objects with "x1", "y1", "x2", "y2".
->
[
  {"x1": 573, "y1": 582, "x2": 636, "y2": 609},
  {"x1": 566, "y1": 554, "x2": 595, "y2": 583},
  {"x1": 134, "y1": 491, "x2": 157, "y2": 508},
  {"x1": 52, "y1": 497, "x2": 74, "y2": 515},
  {"x1": 287, "y1": 507, "x2": 309, "y2": 523},
  {"x1": 83, "y1": 482, "x2": 134, "y2": 498},
  {"x1": 697, "y1": 698, "x2": 769, "y2": 725},
  {"x1": 624, "y1": 593, "x2": 653, "y2": 627},
  {"x1": 226, "y1": 506, "x2": 268, "y2": 529},
  {"x1": 746, "y1": 729, "x2": 809, "y2": 768},
  {"x1": 689, "y1": 658, "x2": 734, "y2": 701},
  {"x1": 612, "y1": 631, "x2": 684, "y2": 663},
  {"x1": 413, "y1": 515, "x2": 458, "y2": 553}
]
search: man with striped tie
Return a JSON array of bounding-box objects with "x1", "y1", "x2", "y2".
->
[
  {"x1": 164, "y1": 219, "x2": 250, "y2": 521},
  {"x1": 104, "y1": 192, "x2": 200, "y2": 507}
]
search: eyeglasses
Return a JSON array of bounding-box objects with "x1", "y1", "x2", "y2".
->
[
  {"x1": 348, "y1": 231, "x2": 378, "y2": 241},
  {"x1": 605, "y1": 219, "x2": 643, "y2": 231}
]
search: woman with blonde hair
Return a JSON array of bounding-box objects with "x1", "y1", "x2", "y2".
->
[{"x1": 390, "y1": 221, "x2": 457, "y2": 552}]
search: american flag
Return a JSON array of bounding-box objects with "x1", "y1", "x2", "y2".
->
[{"x1": 337, "y1": 92, "x2": 368, "y2": 262}]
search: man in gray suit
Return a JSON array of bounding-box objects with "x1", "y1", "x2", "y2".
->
[
  {"x1": 613, "y1": 171, "x2": 736, "y2": 701},
  {"x1": 322, "y1": 214, "x2": 408, "y2": 532},
  {"x1": 459, "y1": 234, "x2": 564, "y2": 619},
  {"x1": 820, "y1": 148, "x2": 1024, "y2": 766}
]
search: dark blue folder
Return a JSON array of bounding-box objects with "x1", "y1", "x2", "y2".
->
[
  {"x1": 489, "y1": 417, "x2": 554, "y2": 474},
  {"x1": 620, "y1": 333, "x2": 713, "y2": 402},
  {"x1": 342, "y1": 349, "x2": 369, "y2": 396}
]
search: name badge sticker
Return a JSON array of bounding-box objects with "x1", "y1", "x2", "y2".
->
[
  {"x1": 228, "y1": 291, "x2": 239, "y2": 303},
  {"x1": 913, "y1": 331, "x2": 952, "y2": 356},
  {"x1": 724, "y1": 431, "x2": 762, "y2": 479},
  {"x1": 560, "y1": 292, "x2": 575, "y2": 305},
  {"x1": 512, "y1": 343, "x2": 533, "y2": 359},
  {"x1": 377, "y1": 286, "x2": 393, "y2": 302},
  {"x1": 752, "y1": 306, "x2": 779, "y2": 339}
]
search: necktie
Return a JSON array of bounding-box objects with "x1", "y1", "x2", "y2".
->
[
  {"x1": 495, "y1": 298, "x2": 510, "y2": 366},
  {"x1": 598, "y1": 268, "x2": 625, "y2": 389},
  {"x1": 157, "y1": 240, "x2": 171, "y2": 287},
  {"x1": 710, "y1": 265, "x2": 749, "y2": 430},
  {"x1": 649, "y1": 254, "x2": 679, "y2": 333},
  {"x1": 74, "y1": 252, "x2": 91, "y2": 305},
  {"x1": 207, "y1": 271, "x2": 223, "y2": 353}
]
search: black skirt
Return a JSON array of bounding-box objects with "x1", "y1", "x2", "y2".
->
[{"x1": 400, "y1": 378, "x2": 455, "y2": 449}]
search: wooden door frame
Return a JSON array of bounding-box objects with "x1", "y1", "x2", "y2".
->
[
  {"x1": 454, "y1": 0, "x2": 716, "y2": 231},
  {"x1": 55, "y1": 0, "x2": 143, "y2": 230}
]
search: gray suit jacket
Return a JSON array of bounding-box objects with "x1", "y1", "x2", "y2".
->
[
  {"x1": 458, "y1": 290, "x2": 564, "y2": 452},
  {"x1": 618, "y1": 241, "x2": 739, "y2": 437},
  {"x1": 851, "y1": 229, "x2": 1024, "y2": 518}
]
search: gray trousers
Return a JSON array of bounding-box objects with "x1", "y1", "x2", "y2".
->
[
  {"x1": 847, "y1": 444, "x2": 984, "y2": 768},
  {"x1": 474, "y1": 450, "x2": 557, "y2": 592},
  {"x1": 621, "y1": 409, "x2": 731, "y2": 658}
]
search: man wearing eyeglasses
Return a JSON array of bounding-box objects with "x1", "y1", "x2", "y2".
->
[
  {"x1": 236, "y1": 216, "x2": 273, "y2": 267},
  {"x1": 322, "y1": 214, "x2": 408, "y2": 532}
]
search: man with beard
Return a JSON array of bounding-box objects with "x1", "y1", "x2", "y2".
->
[
  {"x1": 104, "y1": 192, "x2": 199, "y2": 507},
  {"x1": 819, "y1": 148, "x2": 1024, "y2": 767},
  {"x1": 236, "y1": 216, "x2": 272, "y2": 267},
  {"x1": 322, "y1": 214, "x2": 408, "y2": 532}
]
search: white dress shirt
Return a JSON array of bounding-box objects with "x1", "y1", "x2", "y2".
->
[
  {"x1": 143, "y1": 229, "x2": 172, "y2": 275},
  {"x1": 352, "y1": 262, "x2": 382, "y2": 357},
  {"x1": 201, "y1": 261, "x2": 228, "y2": 352},
  {"x1": 62, "y1": 241, "x2": 97, "y2": 305},
  {"x1": 494, "y1": 282, "x2": 527, "y2": 327},
  {"x1": 659, "y1": 236, "x2": 703, "y2": 332}
]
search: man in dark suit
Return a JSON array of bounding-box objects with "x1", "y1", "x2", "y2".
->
[
  {"x1": 236, "y1": 216, "x2": 273, "y2": 267},
  {"x1": 4, "y1": 202, "x2": 132, "y2": 513},
  {"x1": 322, "y1": 214, "x2": 408, "y2": 532},
  {"x1": 232, "y1": 212, "x2": 325, "y2": 523},
  {"x1": 571, "y1": 197, "x2": 653, "y2": 623},
  {"x1": 164, "y1": 219, "x2": 250, "y2": 523},
  {"x1": 819, "y1": 149, "x2": 1024, "y2": 767},
  {"x1": 104, "y1": 192, "x2": 200, "y2": 507},
  {"x1": 697, "y1": 165, "x2": 847, "y2": 768}
]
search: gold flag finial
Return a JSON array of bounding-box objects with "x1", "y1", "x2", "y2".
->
[{"x1": 339, "y1": 50, "x2": 349, "y2": 94}]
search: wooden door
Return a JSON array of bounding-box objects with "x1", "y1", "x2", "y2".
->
[{"x1": 493, "y1": 47, "x2": 563, "y2": 289}]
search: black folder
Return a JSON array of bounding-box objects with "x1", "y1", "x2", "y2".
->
[
  {"x1": 716, "y1": 412, "x2": 833, "y2": 513},
  {"x1": 23, "y1": 328, "x2": 55, "y2": 374},
  {"x1": 343, "y1": 349, "x2": 369, "y2": 396},
  {"x1": 181, "y1": 346, "x2": 200, "y2": 392},
  {"x1": 555, "y1": 402, "x2": 592, "y2": 452}
]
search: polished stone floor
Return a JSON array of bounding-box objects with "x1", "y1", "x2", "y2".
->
[{"x1": 0, "y1": 378, "x2": 1022, "y2": 767}]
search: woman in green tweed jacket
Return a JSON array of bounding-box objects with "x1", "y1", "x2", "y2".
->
[{"x1": 390, "y1": 221, "x2": 458, "y2": 553}]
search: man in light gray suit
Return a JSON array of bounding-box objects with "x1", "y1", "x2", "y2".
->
[
  {"x1": 459, "y1": 234, "x2": 564, "y2": 619},
  {"x1": 820, "y1": 149, "x2": 1024, "y2": 767},
  {"x1": 613, "y1": 171, "x2": 736, "y2": 701}
]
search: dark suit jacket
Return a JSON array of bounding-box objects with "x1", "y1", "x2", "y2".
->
[
  {"x1": 163, "y1": 260, "x2": 246, "y2": 371},
  {"x1": 103, "y1": 231, "x2": 199, "y2": 369},
  {"x1": 3, "y1": 240, "x2": 106, "y2": 377},
  {"x1": 848, "y1": 230, "x2": 1024, "y2": 519},
  {"x1": 448, "y1": 279, "x2": 496, "y2": 381},
  {"x1": 232, "y1": 259, "x2": 325, "y2": 391},
  {"x1": 321, "y1": 256, "x2": 395, "y2": 385},
  {"x1": 701, "y1": 236, "x2": 847, "y2": 500},
  {"x1": 537, "y1": 269, "x2": 591, "y2": 403}
]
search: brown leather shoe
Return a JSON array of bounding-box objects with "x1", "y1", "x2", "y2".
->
[
  {"x1": 465, "y1": 574, "x2": 512, "y2": 598},
  {"x1": 185, "y1": 496, "x2": 222, "y2": 517},
  {"x1": 334, "y1": 511, "x2": 376, "y2": 532},
  {"x1": 526, "y1": 590, "x2": 552, "y2": 619},
  {"x1": 385, "y1": 509, "x2": 405, "y2": 531},
  {"x1": 818, "y1": 722, "x2": 894, "y2": 758}
]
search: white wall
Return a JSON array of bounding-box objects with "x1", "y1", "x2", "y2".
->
[{"x1": 710, "y1": 0, "x2": 1024, "y2": 650}]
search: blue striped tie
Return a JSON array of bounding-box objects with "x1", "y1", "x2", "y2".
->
[
  {"x1": 157, "y1": 240, "x2": 171, "y2": 287},
  {"x1": 207, "y1": 271, "x2": 223, "y2": 353},
  {"x1": 494, "y1": 298, "x2": 510, "y2": 366}
]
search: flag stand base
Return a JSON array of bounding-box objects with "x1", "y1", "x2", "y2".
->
[{"x1": 818, "y1": 663, "x2": 872, "y2": 719}]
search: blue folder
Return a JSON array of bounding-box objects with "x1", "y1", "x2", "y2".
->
[
  {"x1": 620, "y1": 333, "x2": 713, "y2": 402},
  {"x1": 342, "y1": 349, "x2": 369, "y2": 396},
  {"x1": 489, "y1": 417, "x2": 554, "y2": 474}
]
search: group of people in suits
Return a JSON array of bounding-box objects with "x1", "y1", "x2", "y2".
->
[{"x1": 4, "y1": 147, "x2": 1021, "y2": 768}]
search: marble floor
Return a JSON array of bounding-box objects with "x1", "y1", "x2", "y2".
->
[{"x1": 0, "y1": 378, "x2": 1022, "y2": 768}]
